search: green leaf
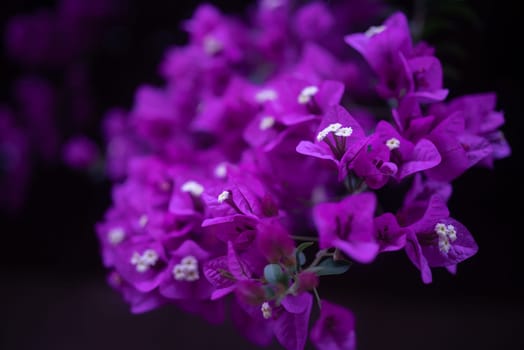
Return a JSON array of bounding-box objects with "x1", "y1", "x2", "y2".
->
[
  {"x1": 296, "y1": 241, "x2": 314, "y2": 253},
  {"x1": 264, "y1": 263, "x2": 287, "y2": 285},
  {"x1": 310, "y1": 258, "x2": 352, "y2": 276},
  {"x1": 298, "y1": 252, "x2": 306, "y2": 267},
  {"x1": 294, "y1": 242, "x2": 314, "y2": 271}
]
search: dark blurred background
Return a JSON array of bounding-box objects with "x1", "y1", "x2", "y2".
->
[{"x1": 1, "y1": 0, "x2": 522, "y2": 349}]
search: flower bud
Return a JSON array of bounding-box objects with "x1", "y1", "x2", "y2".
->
[{"x1": 296, "y1": 271, "x2": 319, "y2": 292}]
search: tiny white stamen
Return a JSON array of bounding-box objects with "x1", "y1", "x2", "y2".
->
[
  {"x1": 203, "y1": 36, "x2": 222, "y2": 55},
  {"x1": 181, "y1": 255, "x2": 198, "y2": 266},
  {"x1": 173, "y1": 265, "x2": 186, "y2": 280},
  {"x1": 259, "y1": 116, "x2": 275, "y2": 130},
  {"x1": 316, "y1": 123, "x2": 342, "y2": 141},
  {"x1": 447, "y1": 224, "x2": 457, "y2": 242},
  {"x1": 386, "y1": 137, "x2": 400, "y2": 150},
  {"x1": 173, "y1": 256, "x2": 200, "y2": 282},
  {"x1": 316, "y1": 130, "x2": 329, "y2": 142},
  {"x1": 181, "y1": 180, "x2": 204, "y2": 197},
  {"x1": 438, "y1": 236, "x2": 451, "y2": 254},
  {"x1": 255, "y1": 89, "x2": 278, "y2": 103},
  {"x1": 139, "y1": 215, "x2": 148, "y2": 228},
  {"x1": 185, "y1": 267, "x2": 200, "y2": 282},
  {"x1": 334, "y1": 127, "x2": 353, "y2": 137},
  {"x1": 108, "y1": 227, "x2": 125, "y2": 245},
  {"x1": 218, "y1": 190, "x2": 230, "y2": 203},
  {"x1": 298, "y1": 85, "x2": 319, "y2": 104},
  {"x1": 142, "y1": 249, "x2": 159, "y2": 265},
  {"x1": 365, "y1": 25, "x2": 386, "y2": 38},
  {"x1": 214, "y1": 163, "x2": 228, "y2": 178},
  {"x1": 135, "y1": 262, "x2": 149, "y2": 273},
  {"x1": 326, "y1": 123, "x2": 343, "y2": 132},
  {"x1": 435, "y1": 223, "x2": 447, "y2": 237},
  {"x1": 130, "y1": 252, "x2": 141, "y2": 265},
  {"x1": 261, "y1": 302, "x2": 272, "y2": 319}
]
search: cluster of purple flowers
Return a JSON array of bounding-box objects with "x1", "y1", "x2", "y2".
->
[
  {"x1": 95, "y1": 1, "x2": 510, "y2": 349},
  {"x1": 1, "y1": 0, "x2": 122, "y2": 212}
]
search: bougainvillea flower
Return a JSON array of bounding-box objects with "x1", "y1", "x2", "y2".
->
[
  {"x1": 374, "y1": 213, "x2": 409, "y2": 252},
  {"x1": 273, "y1": 292, "x2": 313, "y2": 350},
  {"x1": 402, "y1": 196, "x2": 478, "y2": 283},
  {"x1": 313, "y1": 192, "x2": 378, "y2": 263},
  {"x1": 310, "y1": 300, "x2": 356, "y2": 350},
  {"x1": 244, "y1": 78, "x2": 344, "y2": 151},
  {"x1": 296, "y1": 105, "x2": 368, "y2": 180},
  {"x1": 400, "y1": 54, "x2": 448, "y2": 102},
  {"x1": 83, "y1": 2, "x2": 508, "y2": 349},
  {"x1": 423, "y1": 113, "x2": 479, "y2": 182},
  {"x1": 430, "y1": 93, "x2": 511, "y2": 168},
  {"x1": 159, "y1": 240, "x2": 213, "y2": 300},
  {"x1": 351, "y1": 132, "x2": 397, "y2": 189},
  {"x1": 292, "y1": 2, "x2": 334, "y2": 42},
  {"x1": 375, "y1": 120, "x2": 441, "y2": 180},
  {"x1": 107, "y1": 271, "x2": 167, "y2": 314},
  {"x1": 345, "y1": 12, "x2": 413, "y2": 99}
]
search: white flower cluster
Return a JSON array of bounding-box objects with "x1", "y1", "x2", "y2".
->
[
  {"x1": 435, "y1": 223, "x2": 457, "y2": 254},
  {"x1": 316, "y1": 122, "x2": 353, "y2": 142},
  {"x1": 131, "y1": 249, "x2": 159, "y2": 273},
  {"x1": 173, "y1": 256, "x2": 200, "y2": 282}
]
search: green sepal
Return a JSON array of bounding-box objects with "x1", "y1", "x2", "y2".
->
[
  {"x1": 264, "y1": 263, "x2": 288, "y2": 285},
  {"x1": 309, "y1": 258, "x2": 352, "y2": 276}
]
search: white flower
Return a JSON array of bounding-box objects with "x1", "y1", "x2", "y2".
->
[
  {"x1": 386, "y1": 138, "x2": 400, "y2": 150},
  {"x1": 218, "y1": 190, "x2": 230, "y2": 203},
  {"x1": 181, "y1": 181, "x2": 204, "y2": 197},
  {"x1": 172, "y1": 256, "x2": 200, "y2": 281},
  {"x1": 435, "y1": 223, "x2": 458, "y2": 254},
  {"x1": 108, "y1": 227, "x2": 125, "y2": 245},
  {"x1": 130, "y1": 249, "x2": 159, "y2": 273},
  {"x1": 298, "y1": 86, "x2": 319, "y2": 104},
  {"x1": 316, "y1": 123, "x2": 342, "y2": 141},
  {"x1": 138, "y1": 215, "x2": 148, "y2": 228},
  {"x1": 261, "y1": 302, "x2": 272, "y2": 319},
  {"x1": 255, "y1": 89, "x2": 278, "y2": 103},
  {"x1": 259, "y1": 116, "x2": 275, "y2": 130},
  {"x1": 334, "y1": 127, "x2": 353, "y2": 137},
  {"x1": 203, "y1": 36, "x2": 222, "y2": 55},
  {"x1": 214, "y1": 163, "x2": 228, "y2": 178},
  {"x1": 365, "y1": 25, "x2": 386, "y2": 38}
]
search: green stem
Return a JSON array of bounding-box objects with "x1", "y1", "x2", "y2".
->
[
  {"x1": 313, "y1": 287, "x2": 322, "y2": 311},
  {"x1": 308, "y1": 249, "x2": 334, "y2": 269}
]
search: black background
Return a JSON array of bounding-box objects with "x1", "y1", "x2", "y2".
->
[{"x1": 1, "y1": 0, "x2": 522, "y2": 349}]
